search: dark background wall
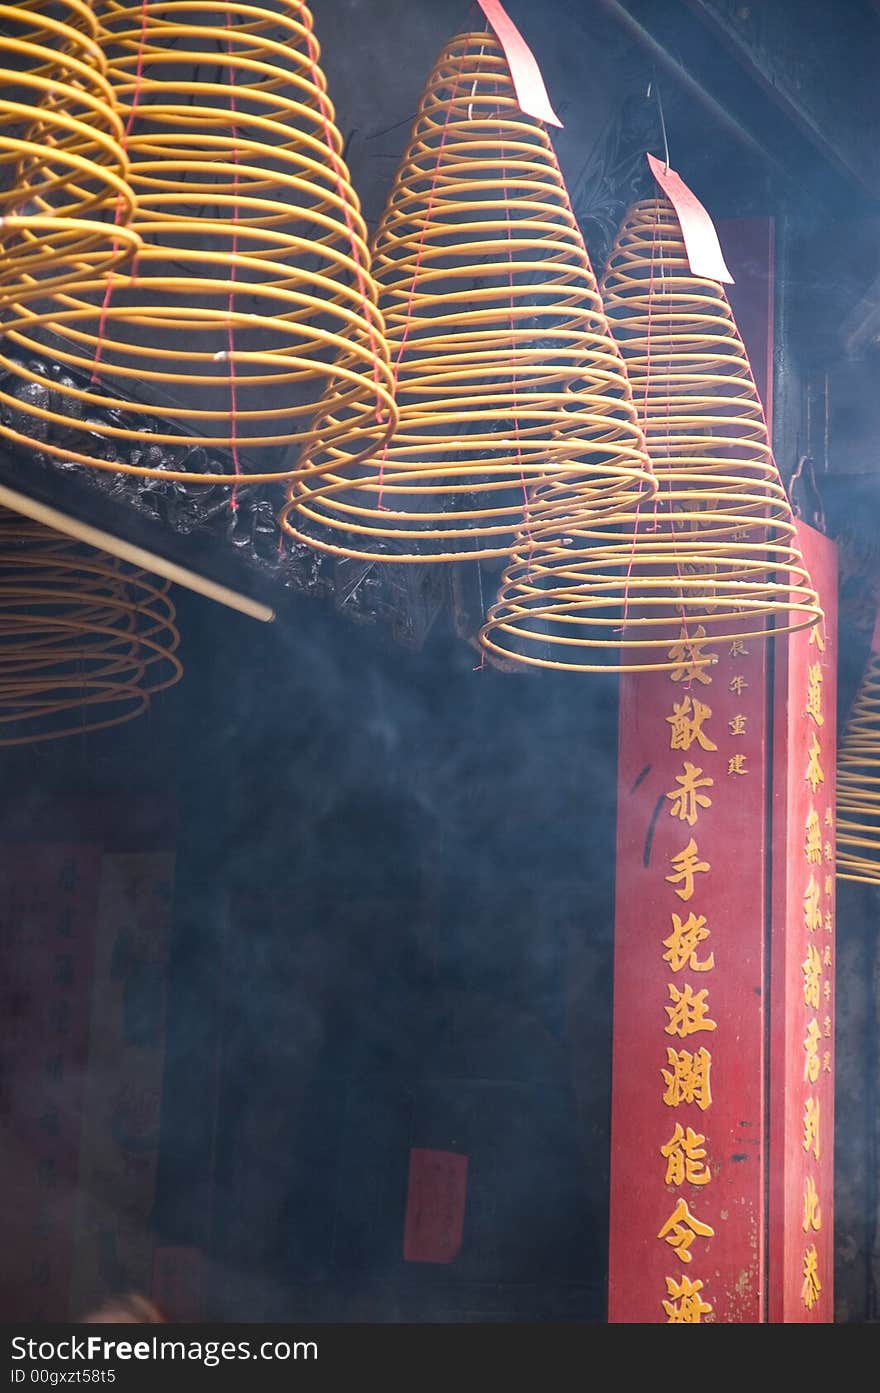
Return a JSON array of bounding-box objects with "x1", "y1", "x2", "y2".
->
[
  {"x1": 1, "y1": 0, "x2": 880, "y2": 1325},
  {"x1": 157, "y1": 587, "x2": 620, "y2": 1321}
]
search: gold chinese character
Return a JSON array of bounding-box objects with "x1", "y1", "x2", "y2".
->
[
  {"x1": 806, "y1": 663, "x2": 824, "y2": 727},
  {"x1": 729, "y1": 639, "x2": 749, "y2": 658},
  {"x1": 666, "y1": 696, "x2": 718, "y2": 753},
  {"x1": 658, "y1": 1199, "x2": 715, "y2": 1264},
  {"x1": 823, "y1": 1015, "x2": 832, "y2": 1038},
  {"x1": 805, "y1": 733, "x2": 824, "y2": 796},
  {"x1": 660, "y1": 1124, "x2": 711, "y2": 1186},
  {"x1": 809, "y1": 625, "x2": 826, "y2": 652},
  {"x1": 681, "y1": 561, "x2": 716, "y2": 600},
  {"x1": 803, "y1": 1176, "x2": 822, "y2": 1233},
  {"x1": 662, "y1": 1274, "x2": 713, "y2": 1323},
  {"x1": 804, "y1": 1018, "x2": 821, "y2": 1083},
  {"x1": 666, "y1": 839, "x2": 711, "y2": 902},
  {"x1": 824, "y1": 809, "x2": 833, "y2": 829},
  {"x1": 824, "y1": 875, "x2": 833, "y2": 896},
  {"x1": 727, "y1": 754, "x2": 748, "y2": 776},
  {"x1": 805, "y1": 808, "x2": 822, "y2": 864},
  {"x1": 824, "y1": 840, "x2": 833, "y2": 864},
  {"x1": 802, "y1": 944, "x2": 821, "y2": 1010},
  {"x1": 665, "y1": 983, "x2": 717, "y2": 1039},
  {"x1": 803, "y1": 1097, "x2": 820, "y2": 1160},
  {"x1": 823, "y1": 1051, "x2": 832, "y2": 1073},
  {"x1": 823, "y1": 944, "x2": 833, "y2": 968},
  {"x1": 729, "y1": 714, "x2": 748, "y2": 737},
  {"x1": 663, "y1": 912, "x2": 714, "y2": 973},
  {"x1": 802, "y1": 1245, "x2": 821, "y2": 1310},
  {"x1": 803, "y1": 875, "x2": 822, "y2": 933},
  {"x1": 662, "y1": 1047, "x2": 713, "y2": 1110},
  {"x1": 823, "y1": 979, "x2": 832, "y2": 1000},
  {"x1": 729, "y1": 674, "x2": 748, "y2": 696},
  {"x1": 668, "y1": 626, "x2": 717, "y2": 686},
  {"x1": 667, "y1": 762, "x2": 714, "y2": 826}
]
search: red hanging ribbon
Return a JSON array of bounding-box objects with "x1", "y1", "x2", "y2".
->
[
  {"x1": 475, "y1": 0, "x2": 563, "y2": 128},
  {"x1": 646, "y1": 153, "x2": 734, "y2": 285}
]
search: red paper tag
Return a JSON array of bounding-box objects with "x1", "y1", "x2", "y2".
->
[
  {"x1": 647, "y1": 153, "x2": 734, "y2": 284},
  {"x1": 403, "y1": 1148, "x2": 468, "y2": 1263},
  {"x1": 476, "y1": 0, "x2": 563, "y2": 128}
]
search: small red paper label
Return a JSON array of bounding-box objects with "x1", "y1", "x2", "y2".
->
[
  {"x1": 403, "y1": 1148, "x2": 468, "y2": 1264},
  {"x1": 476, "y1": 0, "x2": 563, "y2": 128},
  {"x1": 647, "y1": 153, "x2": 734, "y2": 284}
]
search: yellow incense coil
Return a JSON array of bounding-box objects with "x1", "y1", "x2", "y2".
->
[
  {"x1": 480, "y1": 194, "x2": 822, "y2": 672},
  {"x1": 0, "y1": 0, "x2": 140, "y2": 306},
  {"x1": 0, "y1": 507, "x2": 182, "y2": 744},
  {"x1": 0, "y1": 1, "x2": 395, "y2": 486},
  {"x1": 837, "y1": 636, "x2": 880, "y2": 884},
  {"x1": 280, "y1": 30, "x2": 654, "y2": 563}
]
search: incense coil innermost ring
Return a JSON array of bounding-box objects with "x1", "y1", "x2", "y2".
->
[
  {"x1": 281, "y1": 32, "x2": 653, "y2": 563},
  {"x1": 0, "y1": 1, "x2": 395, "y2": 487},
  {"x1": 0, "y1": 0, "x2": 140, "y2": 306},
  {"x1": 0, "y1": 508, "x2": 182, "y2": 744},
  {"x1": 837, "y1": 643, "x2": 880, "y2": 883},
  {"x1": 480, "y1": 195, "x2": 822, "y2": 672}
]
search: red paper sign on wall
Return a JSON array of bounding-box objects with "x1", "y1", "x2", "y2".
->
[{"x1": 403, "y1": 1148, "x2": 468, "y2": 1264}]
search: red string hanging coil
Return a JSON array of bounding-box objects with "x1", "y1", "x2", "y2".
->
[
  {"x1": 0, "y1": 0, "x2": 140, "y2": 308},
  {"x1": 480, "y1": 194, "x2": 822, "y2": 672},
  {"x1": 0, "y1": 507, "x2": 182, "y2": 744},
  {"x1": 280, "y1": 31, "x2": 654, "y2": 564},
  {"x1": 0, "y1": 1, "x2": 395, "y2": 487}
]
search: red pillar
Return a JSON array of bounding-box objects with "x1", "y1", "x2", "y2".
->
[{"x1": 608, "y1": 219, "x2": 838, "y2": 1322}]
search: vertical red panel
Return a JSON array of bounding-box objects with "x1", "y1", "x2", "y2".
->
[
  {"x1": 0, "y1": 844, "x2": 103, "y2": 1320},
  {"x1": 769, "y1": 522, "x2": 838, "y2": 1322},
  {"x1": 609, "y1": 635, "x2": 768, "y2": 1322}
]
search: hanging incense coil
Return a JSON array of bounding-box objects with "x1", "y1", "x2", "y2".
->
[
  {"x1": 480, "y1": 193, "x2": 822, "y2": 672},
  {"x1": 836, "y1": 631, "x2": 880, "y2": 884},
  {"x1": 0, "y1": 0, "x2": 140, "y2": 307},
  {"x1": 0, "y1": 0, "x2": 395, "y2": 486},
  {"x1": 280, "y1": 30, "x2": 654, "y2": 564},
  {"x1": 0, "y1": 507, "x2": 182, "y2": 744}
]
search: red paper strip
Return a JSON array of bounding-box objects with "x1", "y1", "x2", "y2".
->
[
  {"x1": 476, "y1": 0, "x2": 563, "y2": 128},
  {"x1": 647, "y1": 153, "x2": 734, "y2": 284},
  {"x1": 768, "y1": 522, "x2": 837, "y2": 1323},
  {"x1": 403, "y1": 1148, "x2": 468, "y2": 1263}
]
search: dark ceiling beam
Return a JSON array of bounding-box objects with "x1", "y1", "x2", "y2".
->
[
  {"x1": 681, "y1": 0, "x2": 880, "y2": 200},
  {"x1": 582, "y1": 0, "x2": 780, "y2": 171},
  {"x1": 579, "y1": 0, "x2": 879, "y2": 207}
]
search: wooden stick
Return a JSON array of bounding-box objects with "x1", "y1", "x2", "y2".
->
[{"x1": 0, "y1": 482, "x2": 275, "y2": 623}]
